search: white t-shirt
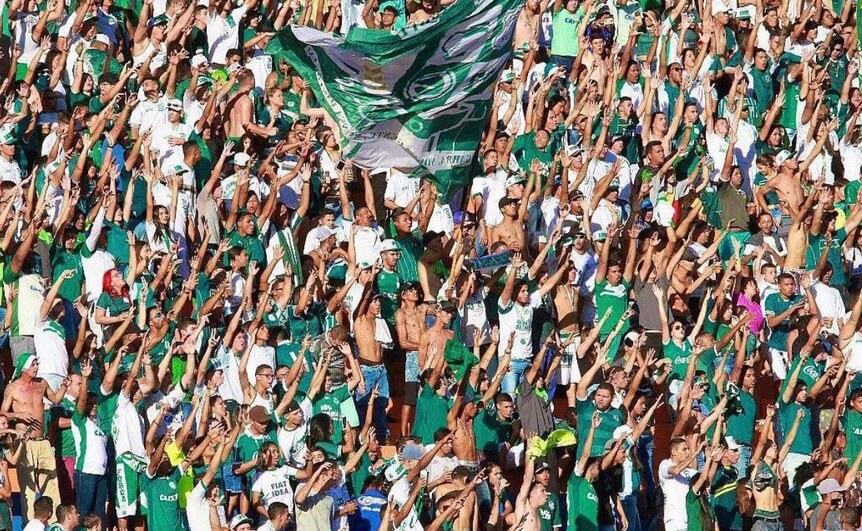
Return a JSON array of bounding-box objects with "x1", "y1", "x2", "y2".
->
[
  {"x1": 129, "y1": 96, "x2": 169, "y2": 135},
  {"x1": 498, "y1": 290, "x2": 542, "y2": 360},
  {"x1": 658, "y1": 459, "x2": 696, "y2": 531},
  {"x1": 251, "y1": 465, "x2": 296, "y2": 513},
  {"x1": 812, "y1": 282, "x2": 845, "y2": 335},
  {"x1": 388, "y1": 477, "x2": 423, "y2": 531},
  {"x1": 112, "y1": 391, "x2": 146, "y2": 458},
  {"x1": 246, "y1": 344, "x2": 276, "y2": 384},
  {"x1": 186, "y1": 482, "x2": 212, "y2": 531},
  {"x1": 34, "y1": 318, "x2": 69, "y2": 378},
  {"x1": 207, "y1": 6, "x2": 247, "y2": 64}
]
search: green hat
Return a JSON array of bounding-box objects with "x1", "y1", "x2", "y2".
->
[
  {"x1": 0, "y1": 125, "x2": 16, "y2": 146},
  {"x1": 12, "y1": 353, "x2": 36, "y2": 381}
]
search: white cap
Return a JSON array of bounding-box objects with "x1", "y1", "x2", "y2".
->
[
  {"x1": 379, "y1": 239, "x2": 400, "y2": 253},
  {"x1": 94, "y1": 34, "x2": 111, "y2": 46},
  {"x1": 711, "y1": 0, "x2": 731, "y2": 15},
  {"x1": 315, "y1": 226, "x2": 335, "y2": 241},
  {"x1": 725, "y1": 436, "x2": 742, "y2": 451},
  {"x1": 505, "y1": 174, "x2": 526, "y2": 187},
  {"x1": 167, "y1": 98, "x2": 183, "y2": 111},
  {"x1": 190, "y1": 53, "x2": 208, "y2": 69},
  {"x1": 234, "y1": 153, "x2": 250, "y2": 167},
  {"x1": 774, "y1": 150, "x2": 793, "y2": 168}
]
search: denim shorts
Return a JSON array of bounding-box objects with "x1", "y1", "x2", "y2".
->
[{"x1": 222, "y1": 462, "x2": 242, "y2": 494}]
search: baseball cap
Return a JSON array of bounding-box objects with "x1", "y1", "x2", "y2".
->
[
  {"x1": 94, "y1": 34, "x2": 111, "y2": 46},
  {"x1": 818, "y1": 478, "x2": 847, "y2": 495},
  {"x1": 147, "y1": 14, "x2": 170, "y2": 27},
  {"x1": 229, "y1": 515, "x2": 253, "y2": 530},
  {"x1": 566, "y1": 144, "x2": 584, "y2": 158},
  {"x1": 774, "y1": 150, "x2": 793, "y2": 168},
  {"x1": 724, "y1": 436, "x2": 742, "y2": 451},
  {"x1": 167, "y1": 99, "x2": 183, "y2": 111},
  {"x1": 234, "y1": 153, "x2": 251, "y2": 167},
  {"x1": 284, "y1": 400, "x2": 301, "y2": 414},
  {"x1": 402, "y1": 444, "x2": 424, "y2": 460},
  {"x1": 506, "y1": 174, "x2": 527, "y2": 187},
  {"x1": 314, "y1": 226, "x2": 335, "y2": 241},
  {"x1": 500, "y1": 69, "x2": 515, "y2": 84},
  {"x1": 248, "y1": 405, "x2": 271, "y2": 425},
  {"x1": 534, "y1": 458, "x2": 551, "y2": 474},
  {"x1": 379, "y1": 239, "x2": 400, "y2": 253}
]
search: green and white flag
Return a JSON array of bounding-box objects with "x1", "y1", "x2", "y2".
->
[{"x1": 266, "y1": 0, "x2": 521, "y2": 199}]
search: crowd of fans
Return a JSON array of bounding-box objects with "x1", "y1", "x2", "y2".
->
[{"x1": 0, "y1": 0, "x2": 860, "y2": 527}]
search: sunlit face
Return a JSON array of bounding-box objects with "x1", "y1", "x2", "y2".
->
[
  {"x1": 594, "y1": 388, "x2": 612, "y2": 410},
  {"x1": 779, "y1": 277, "x2": 796, "y2": 297},
  {"x1": 606, "y1": 264, "x2": 622, "y2": 284},
  {"x1": 497, "y1": 400, "x2": 514, "y2": 420}
]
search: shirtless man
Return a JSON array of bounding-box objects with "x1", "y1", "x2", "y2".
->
[
  {"x1": 224, "y1": 69, "x2": 277, "y2": 141},
  {"x1": 781, "y1": 175, "x2": 822, "y2": 270},
  {"x1": 513, "y1": 0, "x2": 546, "y2": 80},
  {"x1": 395, "y1": 282, "x2": 431, "y2": 436},
  {"x1": 1, "y1": 353, "x2": 66, "y2": 520},
  {"x1": 755, "y1": 119, "x2": 835, "y2": 211},
  {"x1": 418, "y1": 303, "x2": 456, "y2": 372},
  {"x1": 353, "y1": 273, "x2": 391, "y2": 439},
  {"x1": 447, "y1": 374, "x2": 480, "y2": 474},
  {"x1": 490, "y1": 196, "x2": 528, "y2": 255},
  {"x1": 513, "y1": 455, "x2": 548, "y2": 531}
]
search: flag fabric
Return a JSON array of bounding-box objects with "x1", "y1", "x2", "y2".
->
[{"x1": 265, "y1": 0, "x2": 521, "y2": 199}]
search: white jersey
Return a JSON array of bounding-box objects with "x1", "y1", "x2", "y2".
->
[
  {"x1": 112, "y1": 392, "x2": 146, "y2": 458},
  {"x1": 251, "y1": 465, "x2": 296, "y2": 513}
]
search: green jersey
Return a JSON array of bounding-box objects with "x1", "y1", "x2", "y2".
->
[
  {"x1": 312, "y1": 384, "x2": 350, "y2": 446},
  {"x1": 778, "y1": 401, "x2": 813, "y2": 454},
  {"x1": 763, "y1": 292, "x2": 802, "y2": 351},
  {"x1": 594, "y1": 279, "x2": 631, "y2": 336},
  {"x1": 576, "y1": 398, "x2": 624, "y2": 458},
  {"x1": 843, "y1": 409, "x2": 862, "y2": 463},
  {"x1": 567, "y1": 471, "x2": 598, "y2": 530},
  {"x1": 412, "y1": 383, "x2": 450, "y2": 445},
  {"x1": 145, "y1": 468, "x2": 183, "y2": 531}
]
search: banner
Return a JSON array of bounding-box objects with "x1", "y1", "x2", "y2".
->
[{"x1": 265, "y1": 0, "x2": 521, "y2": 199}]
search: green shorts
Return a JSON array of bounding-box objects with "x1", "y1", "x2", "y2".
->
[{"x1": 115, "y1": 452, "x2": 147, "y2": 518}]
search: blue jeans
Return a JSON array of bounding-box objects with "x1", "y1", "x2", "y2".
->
[
  {"x1": 75, "y1": 471, "x2": 107, "y2": 520},
  {"x1": 501, "y1": 359, "x2": 531, "y2": 395},
  {"x1": 621, "y1": 494, "x2": 641, "y2": 531},
  {"x1": 736, "y1": 444, "x2": 752, "y2": 479},
  {"x1": 356, "y1": 364, "x2": 390, "y2": 441}
]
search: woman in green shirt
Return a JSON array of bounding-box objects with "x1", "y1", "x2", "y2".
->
[{"x1": 95, "y1": 268, "x2": 132, "y2": 339}]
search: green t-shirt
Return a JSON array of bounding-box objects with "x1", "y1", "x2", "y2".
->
[
  {"x1": 551, "y1": 8, "x2": 584, "y2": 57},
  {"x1": 145, "y1": 467, "x2": 183, "y2": 531},
  {"x1": 806, "y1": 228, "x2": 848, "y2": 286},
  {"x1": 234, "y1": 429, "x2": 278, "y2": 479},
  {"x1": 567, "y1": 472, "x2": 598, "y2": 530},
  {"x1": 594, "y1": 279, "x2": 631, "y2": 336},
  {"x1": 663, "y1": 338, "x2": 693, "y2": 383},
  {"x1": 312, "y1": 384, "x2": 350, "y2": 445},
  {"x1": 778, "y1": 401, "x2": 813, "y2": 455},
  {"x1": 576, "y1": 398, "x2": 624, "y2": 458},
  {"x1": 512, "y1": 132, "x2": 555, "y2": 177},
  {"x1": 725, "y1": 388, "x2": 756, "y2": 445},
  {"x1": 50, "y1": 247, "x2": 84, "y2": 302},
  {"x1": 763, "y1": 292, "x2": 802, "y2": 351},
  {"x1": 474, "y1": 404, "x2": 513, "y2": 457},
  {"x1": 538, "y1": 492, "x2": 562, "y2": 531},
  {"x1": 843, "y1": 409, "x2": 862, "y2": 464},
  {"x1": 412, "y1": 383, "x2": 450, "y2": 445},
  {"x1": 54, "y1": 397, "x2": 77, "y2": 458},
  {"x1": 711, "y1": 465, "x2": 740, "y2": 530},
  {"x1": 375, "y1": 269, "x2": 401, "y2": 326},
  {"x1": 96, "y1": 291, "x2": 131, "y2": 317}
]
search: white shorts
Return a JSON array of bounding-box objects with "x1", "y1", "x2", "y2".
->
[
  {"x1": 558, "y1": 335, "x2": 582, "y2": 385},
  {"x1": 768, "y1": 348, "x2": 789, "y2": 380}
]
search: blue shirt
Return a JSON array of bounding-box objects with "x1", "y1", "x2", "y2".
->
[{"x1": 349, "y1": 489, "x2": 387, "y2": 531}]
